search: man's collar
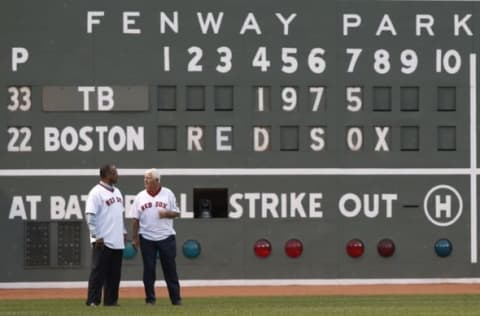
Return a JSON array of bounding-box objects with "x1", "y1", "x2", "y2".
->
[
  {"x1": 99, "y1": 181, "x2": 114, "y2": 192},
  {"x1": 147, "y1": 186, "x2": 162, "y2": 197}
]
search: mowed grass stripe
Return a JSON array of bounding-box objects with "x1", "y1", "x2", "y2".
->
[{"x1": 0, "y1": 295, "x2": 479, "y2": 316}]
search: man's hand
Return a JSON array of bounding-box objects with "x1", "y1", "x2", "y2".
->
[
  {"x1": 132, "y1": 236, "x2": 140, "y2": 250},
  {"x1": 94, "y1": 238, "x2": 104, "y2": 249},
  {"x1": 159, "y1": 208, "x2": 168, "y2": 218}
]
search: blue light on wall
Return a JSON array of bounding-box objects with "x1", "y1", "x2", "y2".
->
[
  {"x1": 435, "y1": 239, "x2": 453, "y2": 257},
  {"x1": 183, "y1": 239, "x2": 201, "y2": 258}
]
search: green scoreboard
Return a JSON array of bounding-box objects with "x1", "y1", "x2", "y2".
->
[{"x1": 0, "y1": 0, "x2": 479, "y2": 283}]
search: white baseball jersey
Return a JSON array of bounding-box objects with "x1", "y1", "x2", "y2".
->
[
  {"x1": 131, "y1": 187, "x2": 180, "y2": 241},
  {"x1": 85, "y1": 182, "x2": 125, "y2": 249}
]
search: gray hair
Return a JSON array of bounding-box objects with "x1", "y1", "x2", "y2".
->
[{"x1": 145, "y1": 168, "x2": 161, "y2": 181}]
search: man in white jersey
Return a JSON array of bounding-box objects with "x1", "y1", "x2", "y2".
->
[
  {"x1": 132, "y1": 168, "x2": 182, "y2": 305},
  {"x1": 85, "y1": 164, "x2": 125, "y2": 307}
]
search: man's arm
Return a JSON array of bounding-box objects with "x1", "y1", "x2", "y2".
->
[
  {"x1": 85, "y1": 213, "x2": 104, "y2": 247},
  {"x1": 132, "y1": 218, "x2": 140, "y2": 249},
  {"x1": 159, "y1": 191, "x2": 181, "y2": 219},
  {"x1": 86, "y1": 213, "x2": 96, "y2": 238},
  {"x1": 158, "y1": 209, "x2": 180, "y2": 219}
]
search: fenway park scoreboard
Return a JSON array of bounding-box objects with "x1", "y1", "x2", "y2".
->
[{"x1": 1, "y1": 0, "x2": 480, "y2": 283}]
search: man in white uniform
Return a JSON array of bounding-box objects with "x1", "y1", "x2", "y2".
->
[
  {"x1": 85, "y1": 164, "x2": 125, "y2": 306},
  {"x1": 132, "y1": 168, "x2": 181, "y2": 305}
]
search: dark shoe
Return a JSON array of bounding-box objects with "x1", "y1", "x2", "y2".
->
[
  {"x1": 172, "y1": 300, "x2": 182, "y2": 306},
  {"x1": 104, "y1": 303, "x2": 120, "y2": 307}
]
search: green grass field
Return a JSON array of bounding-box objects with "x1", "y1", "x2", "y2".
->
[{"x1": 1, "y1": 295, "x2": 480, "y2": 316}]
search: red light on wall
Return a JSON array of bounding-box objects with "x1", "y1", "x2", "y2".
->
[
  {"x1": 254, "y1": 239, "x2": 272, "y2": 258},
  {"x1": 377, "y1": 238, "x2": 395, "y2": 257},
  {"x1": 346, "y1": 239, "x2": 364, "y2": 258},
  {"x1": 285, "y1": 238, "x2": 303, "y2": 258}
]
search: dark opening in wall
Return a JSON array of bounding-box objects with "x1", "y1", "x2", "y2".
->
[
  {"x1": 25, "y1": 222, "x2": 50, "y2": 267},
  {"x1": 193, "y1": 188, "x2": 228, "y2": 218}
]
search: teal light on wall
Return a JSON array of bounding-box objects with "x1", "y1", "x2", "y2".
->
[
  {"x1": 435, "y1": 239, "x2": 453, "y2": 257},
  {"x1": 183, "y1": 239, "x2": 201, "y2": 258},
  {"x1": 123, "y1": 241, "x2": 137, "y2": 260}
]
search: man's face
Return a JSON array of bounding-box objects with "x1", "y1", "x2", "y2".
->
[
  {"x1": 107, "y1": 166, "x2": 119, "y2": 184},
  {"x1": 144, "y1": 173, "x2": 159, "y2": 191}
]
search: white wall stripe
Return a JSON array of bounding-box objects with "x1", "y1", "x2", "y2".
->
[
  {"x1": 0, "y1": 168, "x2": 474, "y2": 176},
  {"x1": 470, "y1": 53, "x2": 478, "y2": 264},
  {"x1": 2, "y1": 278, "x2": 480, "y2": 289}
]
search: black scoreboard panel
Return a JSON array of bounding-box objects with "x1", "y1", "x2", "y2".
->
[
  {"x1": 1, "y1": 0, "x2": 480, "y2": 282},
  {"x1": 0, "y1": 174, "x2": 472, "y2": 281},
  {"x1": 0, "y1": 0, "x2": 474, "y2": 168}
]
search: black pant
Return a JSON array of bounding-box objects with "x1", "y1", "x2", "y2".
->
[
  {"x1": 86, "y1": 244, "x2": 123, "y2": 306},
  {"x1": 140, "y1": 234, "x2": 181, "y2": 304}
]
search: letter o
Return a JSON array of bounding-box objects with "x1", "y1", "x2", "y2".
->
[
  {"x1": 108, "y1": 126, "x2": 126, "y2": 151},
  {"x1": 61, "y1": 127, "x2": 79, "y2": 152},
  {"x1": 346, "y1": 127, "x2": 363, "y2": 151},
  {"x1": 339, "y1": 193, "x2": 362, "y2": 217}
]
